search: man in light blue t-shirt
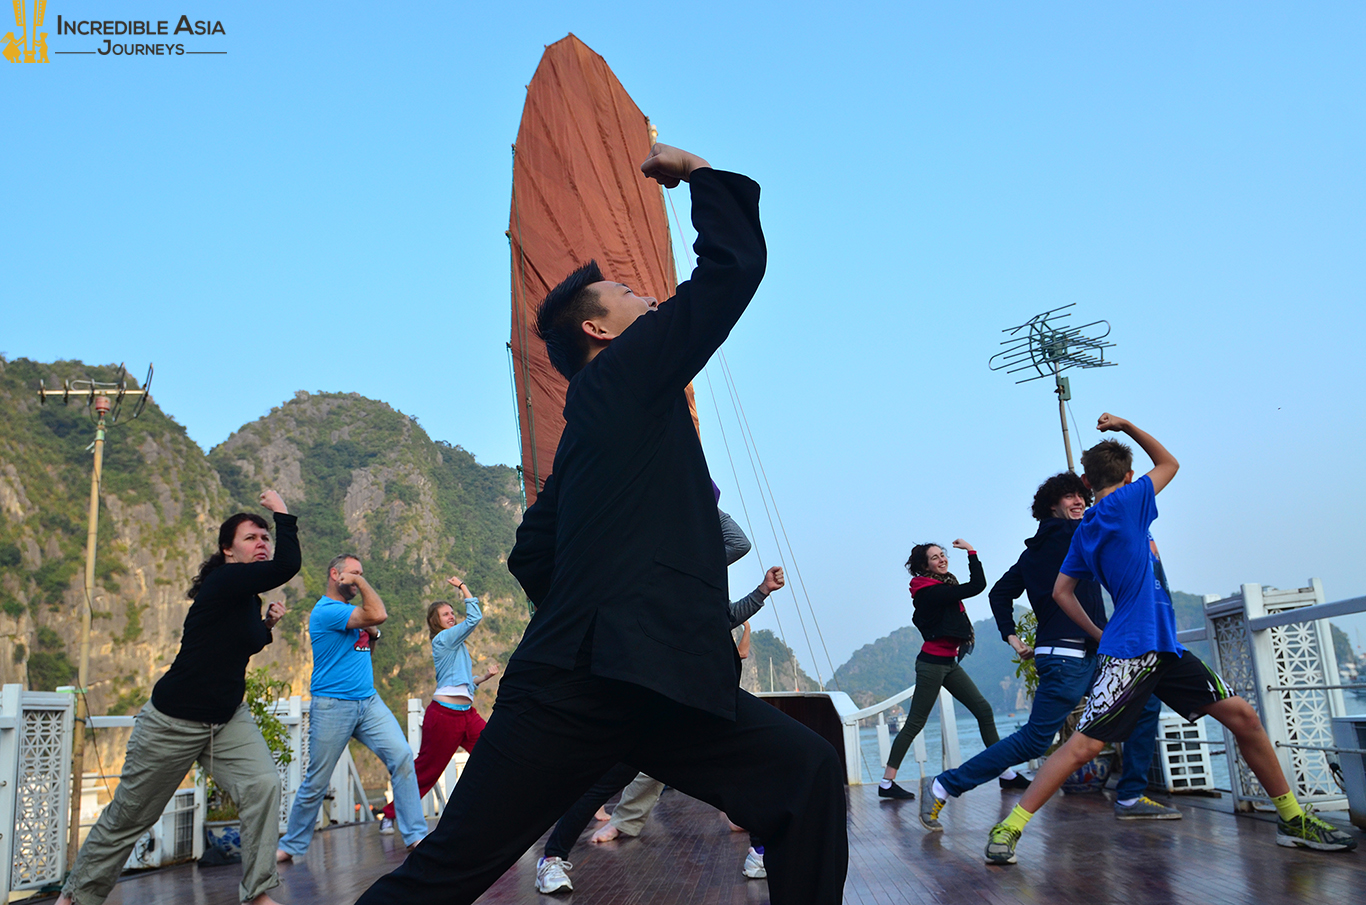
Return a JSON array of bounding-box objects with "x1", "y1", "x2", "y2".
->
[{"x1": 276, "y1": 554, "x2": 426, "y2": 859}]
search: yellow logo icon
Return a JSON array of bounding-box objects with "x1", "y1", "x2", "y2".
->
[{"x1": 4, "y1": 0, "x2": 48, "y2": 63}]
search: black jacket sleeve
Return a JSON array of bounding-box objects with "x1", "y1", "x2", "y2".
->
[
  {"x1": 942, "y1": 553, "x2": 986, "y2": 600},
  {"x1": 605, "y1": 169, "x2": 766, "y2": 408},
  {"x1": 208, "y1": 512, "x2": 301, "y2": 598},
  {"x1": 989, "y1": 556, "x2": 1027, "y2": 642},
  {"x1": 912, "y1": 553, "x2": 986, "y2": 640},
  {"x1": 508, "y1": 471, "x2": 559, "y2": 606}
]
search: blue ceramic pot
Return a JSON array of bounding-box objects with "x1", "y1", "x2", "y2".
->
[{"x1": 203, "y1": 820, "x2": 243, "y2": 864}]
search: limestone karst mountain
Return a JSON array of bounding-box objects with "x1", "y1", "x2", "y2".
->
[
  {"x1": 0, "y1": 358, "x2": 526, "y2": 781},
  {"x1": 206, "y1": 387, "x2": 528, "y2": 711}
]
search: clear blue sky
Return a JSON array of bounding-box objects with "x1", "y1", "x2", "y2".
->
[{"x1": 6, "y1": 2, "x2": 1364, "y2": 678}]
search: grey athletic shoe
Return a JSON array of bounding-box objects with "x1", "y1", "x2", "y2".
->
[
  {"x1": 1276, "y1": 806, "x2": 1358, "y2": 852},
  {"x1": 742, "y1": 846, "x2": 767, "y2": 878},
  {"x1": 919, "y1": 777, "x2": 946, "y2": 831},
  {"x1": 536, "y1": 856, "x2": 574, "y2": 893},
  {"x1": 984, "y1": 822, "x2": 1021, "y2": 865},
  {"x1": 1114, "y1": 796, "x2": 1182, "y2": 820}
]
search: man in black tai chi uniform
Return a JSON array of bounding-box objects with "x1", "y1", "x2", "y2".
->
[{"x1": 354, "y1": 144, "x2": 847, "y2": 905}]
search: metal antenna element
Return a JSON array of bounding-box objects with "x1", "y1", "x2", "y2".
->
[
  {"x1": 38, "y1": 362, "x2": 154, "y2": 423},
  {"x1": 36, "y1": 362, "x2": 154, "y2": 871},
  {"x1": 989, "y1": 305, "x2": 1115, "y2": 382},
  {"x1": 988, "y1": 305, "x2": 1116, "y2": 470}
]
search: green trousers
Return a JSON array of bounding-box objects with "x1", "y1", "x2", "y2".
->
[
  {"x1": 887, "y1": 658, "x2": 1000, "y2": 770},
  {"x1": 62, "y1": 700, "x2": 281, "y2": 905}
]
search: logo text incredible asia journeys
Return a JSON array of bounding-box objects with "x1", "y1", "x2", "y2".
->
[{"x1": 4, "y1": 6, "x2": 226, "y2": 62}]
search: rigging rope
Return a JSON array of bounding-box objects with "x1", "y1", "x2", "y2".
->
[
  {"x1": 664, "y1": 187, "x2": 837, "y2": 691},
  {"x1": 700, "y1": 368, "x2": 795, "y2": 659},
  {"x1": 716, "y1": 353, "x2": 840, "y2": 688},
  {"x1": 712, "y1": 357, "x2": 824, "y2": 688},
  {"x1": 505, "y1": 344, "x2": 528, "y2": 511},
  {"x1": 509, "y1": 144, "x2": 542, "y2": 494}
]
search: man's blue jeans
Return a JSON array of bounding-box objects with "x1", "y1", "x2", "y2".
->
[
  {"x1": 279, "y1": 694, "x2": 426, "y2": 853},
  {"x1": 937, "y1": 652, "x2": 1159, "y2": 801}
]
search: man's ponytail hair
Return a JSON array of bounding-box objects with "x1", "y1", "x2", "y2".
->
[
  {"x1": 1031, "y1": 472, "x2": 1094, "y2": 521},
  {"x1": 188, "y1": 512, "x2": 270, "y2": 599},
  {"x1": 1080, "y1": 439, "x2": 1134, "y2": 492},
  {"x1": 536, "y1": 260, "x2": 607, "y2": 380}
]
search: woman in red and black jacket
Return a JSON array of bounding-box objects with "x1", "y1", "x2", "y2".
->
[{"x1": 878, "y1": 539, "x2": 1003, "y2": 800}]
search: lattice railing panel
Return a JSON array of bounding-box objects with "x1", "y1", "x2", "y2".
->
[
  {"x1": 1211, "y1": 612, "x2": 1267, "y2": 800},
  {"x1": 11, "y1": 707, "x2": 69, "y2": 889},
  {"x1": 1268, "y1": 618, "x2": 1338, "y2": 798}
]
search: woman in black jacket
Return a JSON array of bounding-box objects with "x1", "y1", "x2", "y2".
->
[
  {"x1": 878, "y1": 539, "x2": 1007, "y2": 800},
  {"x1": 58, "y1": 490, "x2": 298, "y2": 905}
]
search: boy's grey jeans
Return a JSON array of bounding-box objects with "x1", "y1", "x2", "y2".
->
[{"x1": 62, "y1": 700, "x2": 281, "y2": 905}]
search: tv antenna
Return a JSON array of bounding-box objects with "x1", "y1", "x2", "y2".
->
[
  {"x1": 989, "y1": 305, "x2": 1114, "y2": 471},
  {"x1": 37, "y1": 362, "x2": 154, "y2": 869}
]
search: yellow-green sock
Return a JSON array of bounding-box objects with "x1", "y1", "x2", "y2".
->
[
  {"x1": 1001, "y1": 804, "x2": 1035, "y2": 833},
  {"x1": 1272, "y1": 791, "x2": 1303, "y2": 821}
]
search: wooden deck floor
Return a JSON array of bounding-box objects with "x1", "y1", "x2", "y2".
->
[{"x1": 30, "y1": 783, "x2": 1363, "y2": 905}]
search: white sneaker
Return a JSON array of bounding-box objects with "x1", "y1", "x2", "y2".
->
[
  {"x1": 378, "y1": 817, "x2": 395, "y2": 835},
  {"x1": 536, "y1": 856, "x2": 574, "y2": 894},
  {"x1": 742, "y1": 846, "x2": 767, "y2": 879}
]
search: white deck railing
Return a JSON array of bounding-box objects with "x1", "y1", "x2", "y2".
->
[{"x1": 841, "y1": 685, "x2": 963, "y2": 784}]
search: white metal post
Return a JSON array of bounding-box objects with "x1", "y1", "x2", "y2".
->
[
  {"x1": 1243, "y1": 583, "x2": 1294, "y2": 788},
  {"x1": 937, "y1": 687, "x2": 961, "y2": 770},
  {"x1": 0, "y1": 684, "x2": 23, "y2": 896}
]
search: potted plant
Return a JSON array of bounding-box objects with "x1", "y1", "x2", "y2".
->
[
  {"x1": 1009, "y1": 611, "x2": 1117, "y2": 793},
  {"x1": 202, "y1": 668, "x2": 294, "y2": 863}
]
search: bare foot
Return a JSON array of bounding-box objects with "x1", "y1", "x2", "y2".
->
[
  {"x1": 594, "y1": 806, "x2": 610, "y2": 822},
  {"x1": 275, "y1": 849, "x2": 293, "y2": 863},
  {"x1": 590, "y1": 823, "x2": 620, "y2": 843},
  {"x1": 245, "y1": 895, "x2": 283, "y2": 905},
  {"x1": 55, "y1": 896, "x2": 73, "y2": 905}
]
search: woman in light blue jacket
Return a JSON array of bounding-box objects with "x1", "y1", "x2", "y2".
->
[{"x1": 377, "y1": 576, "x2": 497, "y2": 834}]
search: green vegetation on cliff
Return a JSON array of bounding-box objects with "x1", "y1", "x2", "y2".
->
[
  {"x1": 207, "y1": 390, "x2": 526, "y2": 720},
  {"x1": 0, "y1": 364, "x2": 527, "y2": 792},
  {"x1": 0, "y1": 358, "x2": 227, "y2": 708}
]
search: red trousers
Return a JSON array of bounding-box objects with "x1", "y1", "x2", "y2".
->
[{"x1": 381, "y1": 700, "x2": 485, "y2": 819}]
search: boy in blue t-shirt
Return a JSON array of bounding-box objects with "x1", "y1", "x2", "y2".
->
[{"x1": 983, "y1": 414, "x2": 1356, "y2": 865}]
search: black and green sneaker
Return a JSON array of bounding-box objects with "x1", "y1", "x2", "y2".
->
[
  {"x1": 984, "y1": 822, "x2": 1021, "y2": 864},
  {"x1": 1276, "y1": 806, "x2": 1358, "y2": 852}
]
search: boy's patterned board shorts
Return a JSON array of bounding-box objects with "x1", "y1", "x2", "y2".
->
[{"x1": 1077, "y1": 649, "x2": 1232, "y2": 743}]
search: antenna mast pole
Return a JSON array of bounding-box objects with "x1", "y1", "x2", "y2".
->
[
  {"x1": 38, "y1": 364, "x2": 153, "y2": 869},
  {"x1": 1054, "y1": 362, "x2": 1074, "y2": 471},
  {"x1": 989, "y1": 305, "x2": 1115, "y2": 473}
]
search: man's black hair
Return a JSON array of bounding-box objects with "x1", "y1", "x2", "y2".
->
[
  {"x1": 536, "y1": 260, "x2": 607, "y2": 380},
  {"x1": 1030, "y1": 471, "x2": 1094, "y2": 521}
]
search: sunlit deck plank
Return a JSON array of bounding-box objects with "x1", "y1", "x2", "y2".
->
[{"x1": 32, "y1": 782, "x2": 1363, "y2": 905}]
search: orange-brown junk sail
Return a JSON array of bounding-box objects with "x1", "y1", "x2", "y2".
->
[{"x1": 509, "y1": 34, "x2": 697, "y2": 507}]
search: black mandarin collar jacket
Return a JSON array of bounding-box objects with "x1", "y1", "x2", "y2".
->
[{"x1": 507, "y1": 169, "x2": 766, "y2": 719}]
